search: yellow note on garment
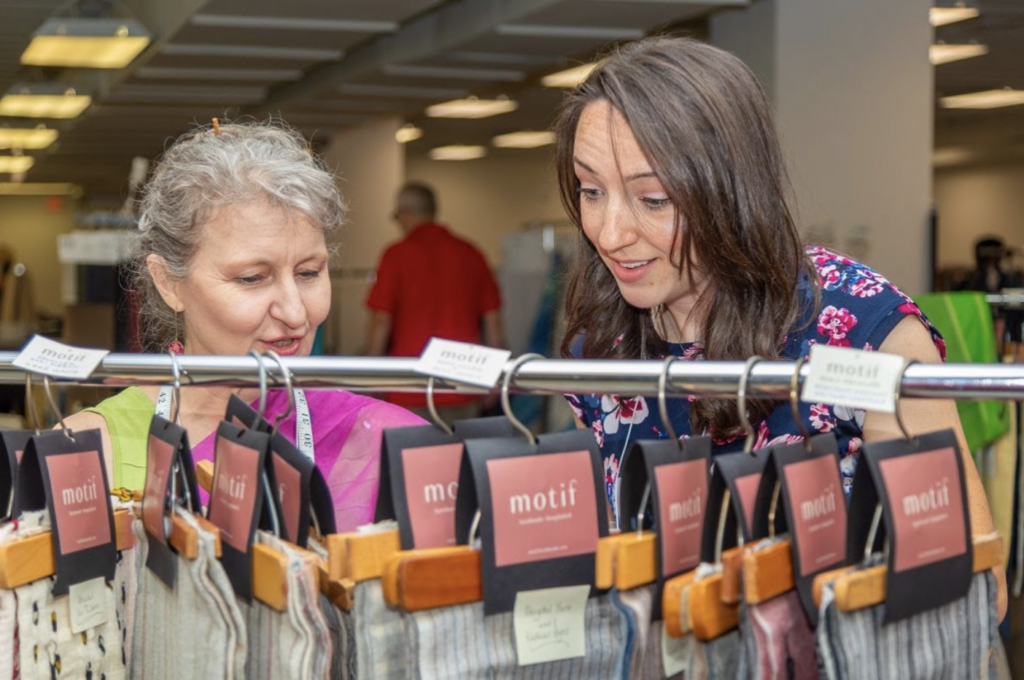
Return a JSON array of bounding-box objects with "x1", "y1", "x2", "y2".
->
[{"x1": 513, "y1": 585, "x2": 590, "y2": 666}]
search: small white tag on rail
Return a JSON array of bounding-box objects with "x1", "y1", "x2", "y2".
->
[
  {"x1": 802, "y1": 345, "x2": 904, "y2": 413},
  {"x1": 414, "y1": 338, "x2": 511, "y2": 388},
  {"x1": 13, "y1": 335, "x2": 109, "y2": 380}
]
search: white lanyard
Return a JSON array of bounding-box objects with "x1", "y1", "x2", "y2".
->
[{"x1": 156, "y1": 387, "x2": 314, "y2": 461}]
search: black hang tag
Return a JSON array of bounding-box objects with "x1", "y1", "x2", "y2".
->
[
  {"x1": 268, "y1": 431, "x2": 314, "y2": 547},
  {"x1": 309, "y1": 465, "x2": 336, "y2": 537},
  {"x1": 451, "y1": 416, "x2": 517, "y2": 440},
  {"x1": 376, "y1": 425, "x2": 463, "y2": 550},
  {"x1": 0, "y1": 430, "x2": 32, "y2": 520},
  {"x1": 458, "y1": 429, "x2": 609, "y2": 615},
  {"x1": 207, "y1": 421, "x2": 270, "y2": 602},
  {"x1": 700, "y1": 447, "x2": 770, "y2": 563},
  {"x1": 225, "y1": 393, "x2": 259, "y2": 430},
  {"x1": 142, "y1": 415, "x2": 187, "y2": 588},
  {"x1": 751, "y1": 433, "x2": 847, "y2": 623},
  {"x1": 21, "y1": 429, "x2": 116, "y2": 595},
  {"x1": 619, "y1": 437, "x2": 711, "y2": 620},
  {"x1": 857, "y1": 429, "x2": 973, "y2": 624}
]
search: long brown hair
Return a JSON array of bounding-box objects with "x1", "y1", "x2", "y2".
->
[{"x1": 555, "y1": 36, "x2": 815, "y2": 439}]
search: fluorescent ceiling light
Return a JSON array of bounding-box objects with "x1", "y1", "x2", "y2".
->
[
  {"x1": 496, "y1": 24, "x2": 643, "y2": 40},
  {"x1": 191, "y1": 14, "x2": 397, "y2": 33},
  {"x1": 382, "y1": 64, "x2": 525, "y2": 82},
  {"x1": 0, "y1": 182, "x2": 80, "y2": 196},
  {"x1": 929, "y1": 43, "x2": 988, "y2": 65},
  {"x1": 137, "y1": 67, "x2": 303, "y2": 81},
  {"x1": 21, "y1": 18, "x2": 150, "y2": 69},
  {"x1": 492, "y1": 131, "x2": 556, "y2": 148},
  {"x1": 395, "y1": 125, "x2": 423, "y2": 143},
  {"x1": 542, "y1": 63, "x2": 597, "y2": 88},
  {"x1": 429, "y1": 145, "x2": 487, "y2": 161},
  {"x1": 426, "y1": 97, "x2": 518, "y2": 119},
  {"x1": 0, "y1": 86, "x2": 91, "y2": 119},
  {"x1": 929, "y1": 6, "x2": 980, "y2": 26},
  {"x1": 0, "y1": 157, "x2": 35, "y2": 174},
  {"x1": 940, "y1": 89, "x2": 1024, "y2": 109},
  {"x1": 0, "y1": 126, "x2": 58, "y2": 150},
  {"x1": 161, "y1": 44, "x2": 343, "y2": 61}
]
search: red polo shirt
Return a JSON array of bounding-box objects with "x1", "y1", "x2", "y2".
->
[{"x1": 366, "y1": 222, "x2": 501, "y2": 406}]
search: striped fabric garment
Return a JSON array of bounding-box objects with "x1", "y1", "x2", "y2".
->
[
  {"x1": 354, "y1": 579, "x2": 410, "y2": 679},
  {"x1": 675, "y1": 565, "x2": 747, "y2": 680},
  {"x1": 816, "y1": 570, "x2": 999, "y2": 680},
  {"x1": 405, "y1": 593, "x2": 629, "y2": 679},
  {"x1": 319, "y1": 595, "x2": 346, "y2": 680},
  {"x1": 0, "y1": 522, "x2": 19, "y2": 679},
  {"x1": 611, "y1": 584, "x2": 687, "y2": 680},
  {"x1": 129, "y1": 513, "x2": 247, "y2": 679},
  {"x1": 739, "y1": 590, "x2": 818, "y2": 679},
  {"x1": 243, "y1": 532, "x2": 330, "y2": 679}
]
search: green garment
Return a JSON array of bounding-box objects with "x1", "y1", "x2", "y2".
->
[
  {"x1": 914, "y1": 292, "x2": 1009, "y2": 453},
  {"x1": 84, "y1": 386, "x2": 154, "y2": 490}
]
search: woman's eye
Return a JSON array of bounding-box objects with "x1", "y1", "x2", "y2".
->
[
  {"x1": 640, "y1": 197, "x2": 671, "y2": 210},
  {"x1": 577, "y1": 187, "x2": 602, "y2": 202},
  {"x1": 237, "y1": 274, "x2": 263, "y2": 284},
  {"x1": 298, "y1": 270, "x2": 321, "y2": 280}
]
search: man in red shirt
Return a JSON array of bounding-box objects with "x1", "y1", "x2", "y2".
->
[{"x1": 365, "y1": 182, "x2": 503, "y2": 419}]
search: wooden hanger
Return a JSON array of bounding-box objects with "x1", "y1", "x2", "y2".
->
[
  {"x1": 812, "y1": 533, "x2": 1002, "y2": 613},
  {"x1": 594, "y1": 532, "x2": 657, "y2": 591},
  {"x1": 326, "y1": 529, "x2": 401, "y2": 583},
  {"x1": 0, "y1": 508, "x2": 135, "y2": 589},
  {"x1": 382, "y1": 545, "x2": 481, "y2": 611},
  {"x1": 740, "y1": 538, "x2": 794, "y2": 606},
  {"x1": 662, "y1": 545, "x2": 743, "y2": 639}
]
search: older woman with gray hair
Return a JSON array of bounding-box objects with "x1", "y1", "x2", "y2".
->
[{"x1": 65, "y1": 120, "x2": 424, "y2": 531}]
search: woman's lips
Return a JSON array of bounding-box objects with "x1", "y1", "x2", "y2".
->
[
  {"x1": 260, "y1": 337, "x2": 302, "y2": 356},
  {"x1": 610, "y1": 258, "x2": 654, "y2": 283}
]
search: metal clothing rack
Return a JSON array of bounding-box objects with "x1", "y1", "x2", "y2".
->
[
  {"x1": 987, "y1": 293, "x2": 1024, "y2": 310},
  {"x1": 1, "y1": 352, "x2": 1024, "y2": 401}
]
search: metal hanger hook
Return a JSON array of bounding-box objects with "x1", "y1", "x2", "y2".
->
[
  {"x1": 42, "y1": 375, "x2": 73, "y2": 441},
  {"x1": 24, "y1": 372, "x2": 41, "y2": 435},
  {"x1": 789, "y1": 356, "x2": 813, "y2": 451},
  {"x1": 737, "y1": 356, "x2": 763, "y2": 454},
  {"x1": 263, "y1": 350, "x2": 295, "y2": 437},
  {"x1": 501, "y1": 353, "x2": 544, "y2": 445},
  {"x1": 248, "y1": 350, "x2": 269, "y2": 424},
  {"x1": 658, "y1": 354, "x2": 682, "y2": 448},
  {"x1": 894, "y1": 360, "x2": 917, "y2": 443},
  {"x1": 168, "y1": 349, "x2": 183, "y2": 426},
  {"x1": 426, "y1": 377, "x2": 453, "y2": 436}
]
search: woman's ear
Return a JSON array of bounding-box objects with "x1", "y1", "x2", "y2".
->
[{"x1": 146, "y1": 254, "x2": 184, "y2": 313}]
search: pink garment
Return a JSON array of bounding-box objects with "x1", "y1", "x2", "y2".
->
[
  {"x1": 194, "y1": 390, "x2": 425, "y2": 532},
  {"x1": 745, "y1": 590, "x2": 818, "y2": 680}
]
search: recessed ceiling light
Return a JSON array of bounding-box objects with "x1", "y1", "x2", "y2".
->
[
  {"x1": 21, "y1": 18, "x2": 150, "y2": 69},
  {"x1": 425, "y1": 97, "x2": 518, "y2": 119},
  {"x1": 0, "y1": 157, "x2": 35, "y2": 174},
  {"x1": 395, "y1": 125, "x2": 423, "y2": 143},
  {"x1": 940, "y1": 89, "x2": 1024, "y2": 109},
  {"x1": 541, "y1": 63, "x2": 597, "y2": 88},
  {"x1": 929, "y1": 6, "x2": 980, "y2": 26},
  {"x1": 0, "y1": 85, "x2": 91, "y2": 119},
  {"x1": 429, "y1": 145, "x2": 487, "y2": 161},
  {"x1": 0, "y1": 125, "x2": 58, "y2": 150},
  {"x1": 929, "y1": 43, "x2": 988, "y2": 65},
  {"x1": 492, "y1": 131, "x2": 556, "y2": 148}
]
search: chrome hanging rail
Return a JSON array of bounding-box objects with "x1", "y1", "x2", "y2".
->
[{"x1": 2, "y1": 352, "x2": 1024, "y2": 401}]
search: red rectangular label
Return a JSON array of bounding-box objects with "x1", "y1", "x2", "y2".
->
[
  {"x1": 208, "y1": 438, "x2": 262, "y2": 553},
  {"x1": 783, "y1": 456, "x2": 847, "y2": 576},
  {"x1": 734, "y1": 473, "x2": 762, "y2": 536},
  {"x1": 142, "y1": 435, "x2": 174, "y2": 543},
  {"x1": 401, "y1": 443, "x2": 463, "y2": 548},
  {"x1": 655, "y1": 458, "x2": 707, "y2": 576},
  {"x1": 46, "y1": 450, "x2": 111, "y2": 555},
  {"x1": 879, "y1": 447, "x2": 968, "y2": 573},
  {"x1": 487, "y1": 450, "x2": 598, "y2": 567},
  {"x1": 272, "y1": 452, "x2": 302, "y2": 544}
]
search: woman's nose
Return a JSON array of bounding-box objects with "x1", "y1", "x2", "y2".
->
[
  {"x1": 271, "y1": 279, "x2": 307, "y2": 329},
  {"x1": 597, "y1": 200, "x2": 639, "y2": 253}
]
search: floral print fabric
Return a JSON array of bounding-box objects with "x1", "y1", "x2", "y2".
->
[{"x1": 566, "y1": 246, "x2": 944, "y2": 523}]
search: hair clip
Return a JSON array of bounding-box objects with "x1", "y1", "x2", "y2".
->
[{"x1": 212, "y1": 117, "x2": 222, "y2": 135}]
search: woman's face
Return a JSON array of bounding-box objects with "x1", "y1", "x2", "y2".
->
[
  {"x1": 157, "y1": 200, "x2": 331, "y2": 357},
  {"x1": 573, "y1": 101, "x2": 702, "y2": 315}
]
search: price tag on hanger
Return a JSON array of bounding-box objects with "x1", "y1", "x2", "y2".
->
[
  {"x1": 414, "y1": 338, "x2": 511, "y2": 388},
  {"x1": 13, "y1": 335, "x2": 109, "y2": 380},
  {"x1": 801, "y1": 345, "x2": 905, "y2": 413}
]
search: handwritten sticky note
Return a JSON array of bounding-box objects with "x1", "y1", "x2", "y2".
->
[
  {"x1": 415, "y1": 338, "x2": 511, "y2": 388},
  {"x1": 513, "y1": 585, "x2": 589, "y2": 666},
  {"x1": 662, "y1": 623, "x2": 690, "y2": 677},
  {"x1": 13, "y1": 335, "x2": 109, "y2": 381},
  {"x1": 69, "y1": 577, "x2": 108, "y2": 634},
  {"x1": 802, "y1": 345, "x2": 905, "y2": 413}
]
